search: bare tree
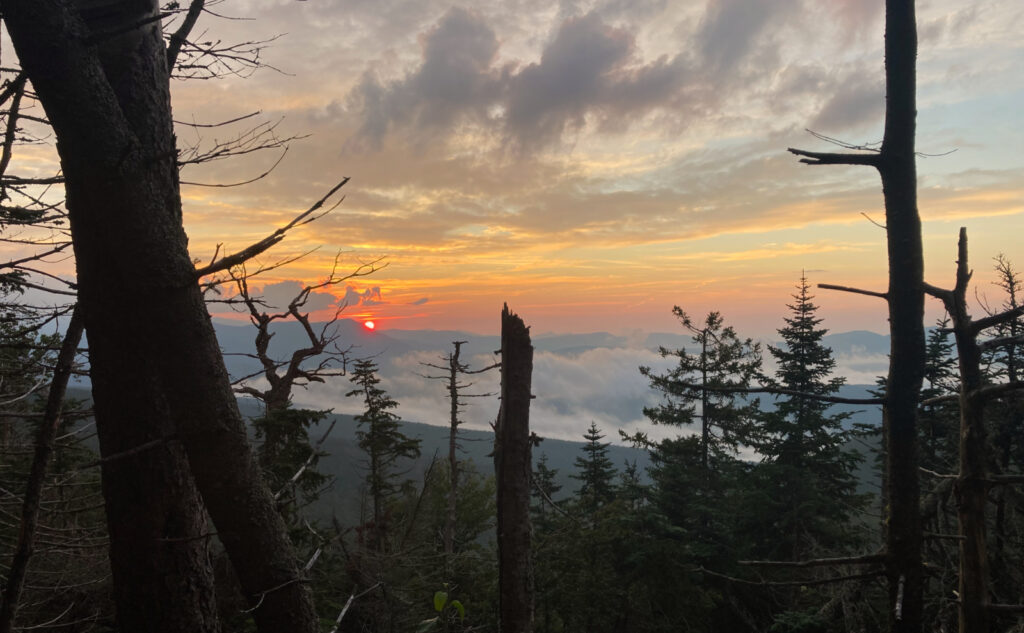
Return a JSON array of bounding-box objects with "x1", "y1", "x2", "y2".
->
[
  {"x1": 420, "y1": 341, "x2": 497, "y2": 570},
  {"x1": 789, "y1": 2, "x2": 925, "y2": 629},
  {"x1": 229, "y1": 254, "x2": 383, "y2": 414},
  {"x1": 922, "y1": 228, "x2": 1024, "y2": 632},
  {"x1": 494, "y1": 304, "x2": 534, "y2": 633}
]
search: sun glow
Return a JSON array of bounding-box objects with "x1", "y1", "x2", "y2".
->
[{"x1": 363, "y1": 320, "x2": 376, "y2": 330}]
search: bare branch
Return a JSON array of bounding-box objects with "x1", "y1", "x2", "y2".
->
[
  {"x1": 971, "y1": 304, "x2": 1024, "y2": 337},
  {"x1": 193, "y1": 177, "x2": 348, "y2": 278},
  {"x1": 818, "y1": 283, "x2": 888, "y2": 300},
  {"x1": 788, "y1": 147, "x2": 881, "y2": 167},
  {"x1": 166, "y1": 0, "x2": 206, "y2": 71},
  {"x1": 739, "y1": 553, "x2": 886, "y2": 568}
]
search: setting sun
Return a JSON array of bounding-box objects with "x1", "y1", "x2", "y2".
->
[{"x1": 363, "y1": 320, "x2": 376, "y2": 331}]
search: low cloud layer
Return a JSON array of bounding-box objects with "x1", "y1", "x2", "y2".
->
[{"x1": 286, "y1": 332, "x2": 888, "y2": 444}]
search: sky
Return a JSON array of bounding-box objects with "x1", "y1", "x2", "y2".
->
[{"x1": 13, "y1": 0, "x2": 1024, "y2": 338}]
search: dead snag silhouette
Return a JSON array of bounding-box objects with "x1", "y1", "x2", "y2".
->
[
  {"x1": 494, "y1": 305, "x2": 534, "y2": 633},
  {"x1": 923, "y1": 228, "x2": 1024, "y2": 632},
  {"x1": 790, "y1": 2, "x2": 925, "y2": 630}
]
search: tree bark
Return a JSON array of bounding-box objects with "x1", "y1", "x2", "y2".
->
[
  {"x1": 1, "y1": 2, "x2": 317, "y2": 631},
  {"x1": 879, "y1": 4, "x2": 925, "y2": 632},
  {"x1": 494, "y1": 305, "x2": 534, "y2": 633},
  {"x1": 445, "y1": 341, "x2": 466, "y2": 561},
  {"x1": 925, "y1": 229, "x2": 991, "y2": 633},
  {"x1": 790, "y1": 2, "x2": 925, "y2": 630}
]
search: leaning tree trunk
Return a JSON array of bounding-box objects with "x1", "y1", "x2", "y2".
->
[
  {"x1": 494, "y1": 305, "x2": 534, "y2": 633},
  {"x1": 0, "y1": 308, "x2": 84, "y2": 633},
  {"x1": 1, "y1": 2, "x2": 318, "y2": 632}
]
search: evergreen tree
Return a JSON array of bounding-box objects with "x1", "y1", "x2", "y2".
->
[
  {"x1": 252, "y1": 406, "x2": 331, "y2": 546},
  {"x1": 755, "y1": 275, "x2": 865, "y2": 561},
  {"x1": 981, "y1": 255, "x2": 1024, "y2": 613},
  {"x1": 346, "y1": 358, "x2": 421, "y2": 551},
  {"x1": 918, "y1": 317, "x2": 959, "y2": 473},
  {"x1": 571, "y1": 422, "x2": 617, "y2": 508},
  {"x1": 641, "y1": 308, "x2": 762, "y2": 476},
  {"x1": 531, "y1": 453, "x2": 566, "y2": 633},
  {"x1": 640, "y1": 307, "x2": 763, "y2": 626}
]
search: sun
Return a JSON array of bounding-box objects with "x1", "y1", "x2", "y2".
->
[{"x1": 363, "y1": 320, "x2": 376, "y2": 331}]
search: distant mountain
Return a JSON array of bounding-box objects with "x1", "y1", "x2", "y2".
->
[{"x1": 299, "y1": 408, "x2": 652, "y2": 522}]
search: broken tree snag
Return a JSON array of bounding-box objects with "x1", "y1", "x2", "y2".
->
[
  {"x1": 495, "y1": 304, "x2": 534, "y2": 633},
  {"x1": 923, "y1": 228, "x2": 991, "y2": 633}
]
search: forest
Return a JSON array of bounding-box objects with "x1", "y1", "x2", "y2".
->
[{"x1": 1, "y1": 0, "x2": 1023, "y2": 632}]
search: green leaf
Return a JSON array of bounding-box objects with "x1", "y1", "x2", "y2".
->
[
  {"x1": 433, "y1": 591, "x2": 448, "y2": 613},
  {"x1": 415, "y1": 617, "x2": 439, "y2": 633},
  {"x1": 450, "y1": 599, "x2": 466, "y2": 621}
]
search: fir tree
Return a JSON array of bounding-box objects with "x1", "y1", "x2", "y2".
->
[
  {"x1": 571, "y1": 422, "x2": 617, "y2": 508},
  {"x1": 642, "y1": 308, "x2": 762, "y2": 476},
  {"x1": 755, "y1": 274, "x2": 865, "y2": 560},
  {"x1": 346, "y1": 358, "x2": 421, "y2": 551}
]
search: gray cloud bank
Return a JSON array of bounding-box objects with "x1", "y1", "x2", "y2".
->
[{"x1": 342, "y1": 2, "x2": 888, "y2": 155}]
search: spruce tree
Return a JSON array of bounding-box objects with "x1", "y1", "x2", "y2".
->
[
  {"x1": 642, "y1": 308, "x2": 762, "y2": 476},
  {"x1": 641, "y1": 308, "x2": 761, "y2": 572},
  {"x1": 346, "y1": 358, "x2": 421, "y2": 551},
  {"x1": 756, "y1": 274, "x2": 865, "y2": 560},
  {"x1": 571, "y1": 422, "x2": 617, "y2": 508}
]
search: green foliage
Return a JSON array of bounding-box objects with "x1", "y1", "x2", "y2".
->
[
  {"x1": 641, "y1": 308, "x2": 762, "y2": 470},
  {"x1": 769, "y1": 609, "x2": 828, "y2": 633},
  {"x1": 571, "y1": 422, "x2": 617, "y2": 509},
  {"x1": 347, "y1": 358, "x2": 422, "y2": 548},
  {"x1": 753, "y1": 275, "x2": 867, "y2": 561},
  {"x1": 415, "y1": 586, "x2": 466, "y2": 632},
  {"x1": 0, "y1": 320, "x2": 111, "y2": 628}
]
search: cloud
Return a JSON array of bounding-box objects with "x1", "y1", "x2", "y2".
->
[
  {"x1": 293, "y1": 341, "x2": 679, "y2": 443},
  {"x1": 344, "y1": 9, "x2": 693, "y2": 153},
  {"x1": 809, "y1": 69, "x2": 885, "y2": 132},
  {"x1": 410, "y1": 297, "x2": 430, "y2": 305},
  {"x1": 346, "y1": 7, "x2": 504, "y2": 149},
  {"x1": 504, "y1": 12, "x2": 691, "y2": 150},
  {"x1": 342, "y1": 285, "x2": 384, "y2": 307},
  {"x1": 695, "y1": 0, "x2": 799, "y2": 74},
  {"x1": 253, "y1": 280, "x2": 338, "y2": 312}
]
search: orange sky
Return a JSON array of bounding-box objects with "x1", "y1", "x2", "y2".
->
[{"x1": 11, "y1": 0, "x2": 1024, "y2": 339}]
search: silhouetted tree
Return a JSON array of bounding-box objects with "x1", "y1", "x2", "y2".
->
[
  {"x1": 790, "y1": 2, "x2": 926, "y2": 628},
  {"x1": 347, "y1": 358, "x2": 421, "y2": 551},
  {"x1": 0, "y1": 2, "x2": 321, "y2": 629},
  {"x1": 756, "y1": 275, "x2": 865, "y2": 561},
  {"x1": 571, "y1": 422, "x2": 617, "y2": 509}
]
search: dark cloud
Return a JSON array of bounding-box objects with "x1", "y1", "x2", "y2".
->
[
  {"x1": 346, "y1": 7, "x2": 503, "y2": 149},
  {"x1": 505, "y1": 12, "x2": 691, "y2": 149},
  {"x1": 345, "y1": 9, "x2": 693, "y2": 153},
  {"x1": 342, "y1": 285, "x2": 384, "y2": 307},
  {"x1": 410, "y1": 297, "x2": 430, "y2": 305},
  {"x1": 258, "y1": 281, "x2": 337, "y2": 312}
]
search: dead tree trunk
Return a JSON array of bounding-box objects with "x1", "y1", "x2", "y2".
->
[
  {"x1": 2, "y1": 2, "x2": 317, "y2": 631},
  {"x1": 494, "y1": 305, "x2": 534, "y2": 633},
  {"x1": 445, "y1": 341, "x2": 466, "y2": 560},
  {"x1": 924, "y1": 229, "x2": 990, "y2": 632},
  {"x1": 790, "y1": 2, "x2": 925, "y2": 630},
  {"x1": 0, "y1": 308, "x2": 84, "y2": 633}
]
